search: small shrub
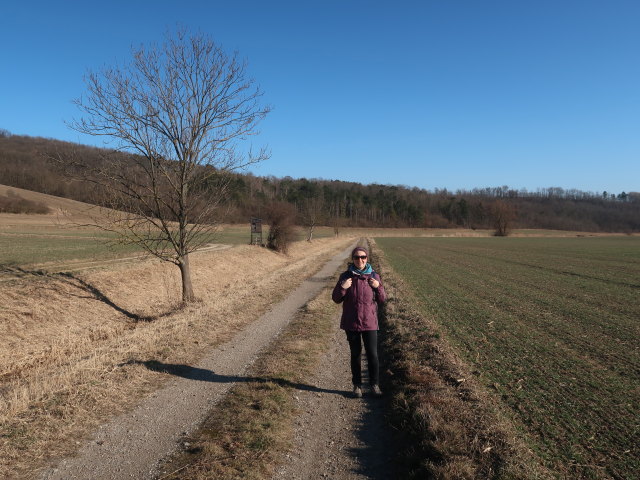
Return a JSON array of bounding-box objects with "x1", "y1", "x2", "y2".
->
[
  {"x1": 265, "y1": 201, "x2": 296, "y2": 253},
  {"x1": 490, "y1": 200, "x2": 516, "y2": 236},
  {"x1": 0, "y1": 190, "x2": 50, "y2": 214}
]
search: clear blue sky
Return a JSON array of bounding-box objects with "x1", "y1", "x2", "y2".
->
[{"x1": 2, "y1": 0, "x2": 639, "y2": 194}]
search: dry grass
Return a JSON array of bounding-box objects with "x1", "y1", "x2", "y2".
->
[
  {"x1": 0, "y1": 236, "x2": 354, "y2": 479},
  {"x1": 371, "y1": 239, "x2": 554, "y2": 480}
]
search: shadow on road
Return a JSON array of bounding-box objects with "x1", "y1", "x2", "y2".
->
[
  {"x1": 333, "y1": 357, "x2": 401, "y2": 480},
  {"x1": 127, "y1": 359, "x2": 350, "y2": 398},
  {"x1": 346, "y1": 393, "x2": 401, "y2": 479}
]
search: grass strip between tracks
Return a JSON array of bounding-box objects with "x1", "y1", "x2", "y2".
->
[{"x1": 157, "y1": 282, "x2": 340, "y2": 480}]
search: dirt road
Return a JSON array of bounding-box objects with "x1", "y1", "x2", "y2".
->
[
  {"x1": 273, "y1": 313, "x2": 396, "y2": 480},
  {"x1": 40, "y1": 241, "x2": 365, "y2": 479}
]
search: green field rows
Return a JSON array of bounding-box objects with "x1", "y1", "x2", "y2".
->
[
  {"x1": 0, "y1": 226, "x2": 268, "y2": 267},
  {"x1": 375, "y1": 236, "x2": 640, "y2": 479},
  {"x1": 0, "y1": 230, "x2": 140, "y2": 266}
]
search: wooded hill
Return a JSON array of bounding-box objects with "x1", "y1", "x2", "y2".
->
[{"x1": 1, "y1": 132, "x2": 638, "y2": 233}]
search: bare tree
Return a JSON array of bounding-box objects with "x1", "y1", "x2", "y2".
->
[
  {"x1": 265, "y1": 201, "x2": 296, "y2": 254},
  {"x1": 490, "y1": 200, "x2": 517, "y2": 236},
  {"x1": 332, "y1": 214, "x2": 344, "y2": 237},
  {"x1": 62, "y1": 30, "x2": 270, "y2": 302},
  {"x1": 300, "y1": 195, "x2": 325, "y2": 241}
]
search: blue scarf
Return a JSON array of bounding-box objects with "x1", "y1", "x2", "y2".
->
[{"x1": 349, "y1": 263, "x2": 373, "y2": 276}]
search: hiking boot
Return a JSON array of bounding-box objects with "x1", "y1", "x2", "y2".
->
[
  {"x1": 353, "y1": 386, "x2": 363, "y2": 398},
  {"x1": 371, "y1": 384, "x2": 383, "y2": 397}
]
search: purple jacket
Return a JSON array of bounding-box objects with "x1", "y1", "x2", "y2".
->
[{"x1": 332, "y1": 269, "x2": 386, "y2": 331}]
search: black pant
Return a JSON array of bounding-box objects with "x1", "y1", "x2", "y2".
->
[{"x1": 346, "y1": 330, "x2": 379, "y2": 386}]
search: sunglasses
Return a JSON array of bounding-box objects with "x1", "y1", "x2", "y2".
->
[{"x1": 353, "y1": 255, "x2": 367, "y2": 260}]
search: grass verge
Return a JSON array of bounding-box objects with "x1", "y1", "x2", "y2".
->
[{"x1": 157, "y1": 284, "x2": 339, "y2": 479}]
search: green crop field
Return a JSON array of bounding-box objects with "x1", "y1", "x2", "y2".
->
[
  {"x1": 0, "y1": 228, "x2": 141, "y2": 267},
  {"x1": 375, "y1": 236, "x2": 640, "y2": 479},
  {"x1": 0, "y1": 225, "x2": 295, "y2": 268}
]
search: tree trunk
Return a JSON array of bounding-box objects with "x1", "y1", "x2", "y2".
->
[{"x1": 178, "y1": 254, "x2": 195, "y2": 303}]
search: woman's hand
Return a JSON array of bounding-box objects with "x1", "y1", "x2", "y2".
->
[
  {"x1": 341, "y1": 278, "x2": 353, "y2": 289},
  {"x1": 368, "y1": 277, "x2": 380, "y2": 289}
]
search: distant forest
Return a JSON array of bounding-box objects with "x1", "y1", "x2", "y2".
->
[{"x1": 1, "y1": 131, "x2": 638, "y2": 233}]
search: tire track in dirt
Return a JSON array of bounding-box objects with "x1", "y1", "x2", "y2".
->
[{"x1": 39, "y1": 242, "x2": 357, "y2": 480}]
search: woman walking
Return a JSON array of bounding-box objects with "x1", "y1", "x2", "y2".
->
[{"x1": 332, "y1": 246, "x2": 386, "y2": 398}]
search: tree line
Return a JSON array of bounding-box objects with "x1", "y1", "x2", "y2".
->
[{"x1": 1, "y1": 132, "x2": 639, "y2": 234}]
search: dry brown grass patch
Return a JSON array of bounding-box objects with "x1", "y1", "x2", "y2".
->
[{"x1": 0, "y1": 183, "x2": 112, "y2": 227}]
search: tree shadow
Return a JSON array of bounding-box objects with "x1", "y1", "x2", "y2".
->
[
  {"x1": 0, "y1": 265, "x2": 179, "y2": 322},
  {"x1": 125, "y1": 359, "x2": 349, "y2": 397}
]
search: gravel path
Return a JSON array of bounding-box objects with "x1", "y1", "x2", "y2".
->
[
  {"x1": 40, "y1": 242, "x2": 357, "y2": 480},
  {"x1": 272, "y1": 310, "x2": 396, "y2": 480}
]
